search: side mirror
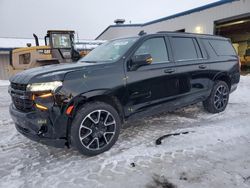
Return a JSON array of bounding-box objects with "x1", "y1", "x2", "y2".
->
[{"x1": 130, "y1": 54, "x2": 153, "y2": 70}]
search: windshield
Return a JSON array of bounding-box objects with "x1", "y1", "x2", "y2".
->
[
  {"x1": 51, "y1": 33, "x2": 72, "y2": 48},
  {"x1": 80, "y1": 37, "x2": 138, "y2": 63}
]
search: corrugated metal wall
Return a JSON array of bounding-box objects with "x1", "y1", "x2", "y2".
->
[
  {"x1": 144, "y1": 0, "x2": 250, "y2": 35},
  {"x1": 0, "y1": 54, "x2": 10, "y2": 80},
  {"x1": 98, "y1": 0, "x2": 250, "y2": 40}
]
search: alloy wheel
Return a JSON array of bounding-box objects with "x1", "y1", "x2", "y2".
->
[
  {"x1": 214, "y1": 85, "x2": 228, "y2": 110},
  {"x1": 79, "y1": 110, "x2": 116, "y2": 151}
]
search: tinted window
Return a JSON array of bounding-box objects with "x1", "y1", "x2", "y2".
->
[
  {"x1": 208, "y1": 39, "x2": 236, "y2": 56},
  {"x1": 171, "y1": 37, "x2": 201, "y2": 61},
  {"x1": 134, "y1": 38, "x2": 168, "y2": 63}
]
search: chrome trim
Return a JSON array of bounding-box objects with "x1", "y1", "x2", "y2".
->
[{"x1": 176, "y1": 58, "x2": 205, "y2": 62}]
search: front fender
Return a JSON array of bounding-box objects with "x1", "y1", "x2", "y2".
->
[{"x1": 80, "y1": 89, "x2": 112, "y2": 98}]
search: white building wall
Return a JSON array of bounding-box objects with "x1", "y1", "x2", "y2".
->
[
  {"x1": 98, "y1": 0, "x2": 250, "y2": 40},
  {"x1": 0, "y1": 54, "x2": 11, "y2": 80},
  {"x1": 144, "y1": 0, "x2": 250, "y2": 34}
]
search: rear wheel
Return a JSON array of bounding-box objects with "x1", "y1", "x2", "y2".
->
[
  {"x1": 203, "y1": 81, "x2": 229, "y2": 113},
  {"x1": 71, "y1": 102, "x2": 121, "y2": 156}
]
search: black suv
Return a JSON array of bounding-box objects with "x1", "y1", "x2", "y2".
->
[{"x1": 9, "y1": 32, "x2": 240, "y2": 156}]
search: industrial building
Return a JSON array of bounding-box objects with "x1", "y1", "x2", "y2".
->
[{"x1": 96, "y1": 0, "x2": 250, "y2": 64}]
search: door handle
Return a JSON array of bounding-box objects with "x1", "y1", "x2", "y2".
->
[
  {"x1": 164, "y1": 68, "x2": 175, "y2": 74},
  {"x1": 199, "y1": 65, "x2": 207, "y2": 69}
]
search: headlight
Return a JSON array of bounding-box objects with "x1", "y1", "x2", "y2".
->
[{"x1": 27, "y1": 81, "x2": 62, "y2": 92}]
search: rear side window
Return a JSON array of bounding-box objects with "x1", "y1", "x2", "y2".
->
[
  {"x1": 134, "y1": 37, "x2": 169, "y2": 63},
  {"x1": 171, "y1": 37, "x2": 202, "y2": 61},
  {"x1": 208, "y1": 39, "x2": 236, "y2": 56}
]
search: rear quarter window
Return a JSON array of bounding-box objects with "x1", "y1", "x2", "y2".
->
[{"x1": 207, "y1": 39, "x2": 236, "y2": 56}]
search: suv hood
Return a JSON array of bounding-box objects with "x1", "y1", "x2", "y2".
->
[{"x1": 9, "y1": 62, "x2": 104, "y2": 84}]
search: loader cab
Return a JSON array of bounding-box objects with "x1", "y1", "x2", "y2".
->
[
  {"x1": 45, "y1": 30, "x2": 80, "y2": 63},
  {"x1": 9, "y1": 30, "x2": 84, "y2": 76}
]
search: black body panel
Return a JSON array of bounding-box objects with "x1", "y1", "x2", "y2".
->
[{"x1": 9, "y1": 32, "x2": 240, "y2": 148}]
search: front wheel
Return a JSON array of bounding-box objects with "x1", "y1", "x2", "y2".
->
[
  {"x1": 71, "y1": 102, "x2": 121, "y2": 156},
  {"x1": 203, "y1": 81, "x2": 229, "y2": 113}
]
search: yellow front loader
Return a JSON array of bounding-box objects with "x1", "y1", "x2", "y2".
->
[
  {"x1": 8, "y1": 30, "x2": 100, "y2": 76},
  {"x1": 240, "y1": 40, "x2": 250, "y2": 69}
]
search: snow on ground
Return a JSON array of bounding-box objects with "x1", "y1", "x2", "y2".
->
[
  {"x1": 0, "y1": 76, "x2": 250, "y2": 188},
  {"x1": 0, "y1": 80, "x2": 9, "y2": 86}
]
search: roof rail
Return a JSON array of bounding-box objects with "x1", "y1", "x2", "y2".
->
[
  {"x1": 157, "y1": 31, "x2": 178, "y2": 34},
  {"x1": 157, "y1": 31, "x2": 191, "y2": 34},
  {"x1": 156, "y1": 31, "x2": 222, "y2": 37}
]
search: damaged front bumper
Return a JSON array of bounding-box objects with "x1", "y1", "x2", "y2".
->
[{"x1": 9, "y1": 103, "x2": 68, "y2": 148}]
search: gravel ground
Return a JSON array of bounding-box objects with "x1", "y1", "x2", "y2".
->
[{"x1": 0, "y1": 76, "x2": 250, "y2": 188}]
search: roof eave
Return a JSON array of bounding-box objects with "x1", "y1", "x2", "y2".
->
[{"x1": 95, "y1": 24, "x2": 142, "y2": 40}]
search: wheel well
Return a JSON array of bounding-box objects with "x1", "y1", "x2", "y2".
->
[
  {"x1": 215, "y1": 74, "x2": 231, "y2": 90},
  {"x1": 73, "y1": 95, "x2": 124, "y2": 123}
]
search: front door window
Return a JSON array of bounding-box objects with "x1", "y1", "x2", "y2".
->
[{"x1": 134, "y1": 37, "x2": 169, "y2": 63}]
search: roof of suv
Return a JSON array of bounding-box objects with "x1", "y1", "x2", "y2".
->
[
  {"x1": 111, "y1": 31, "x2": 229, "y2": 42},
  {"x1": 144, "y1": 31, "x2": 229, "y2": 40}
]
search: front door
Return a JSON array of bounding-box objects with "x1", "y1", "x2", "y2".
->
[{"x1": 124, "y1": 36, "x2": 179, "y2": 116}]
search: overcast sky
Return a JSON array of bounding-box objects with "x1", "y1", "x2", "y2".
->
[{"x1": 0, "y1": 0, "x2": 218, "y2": 39}]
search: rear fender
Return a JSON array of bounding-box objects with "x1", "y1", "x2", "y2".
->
[{"x1": 212, "y1": 72, "x2": 231, "y2": 89}]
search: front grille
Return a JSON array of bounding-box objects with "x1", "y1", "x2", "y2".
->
[
  {"x1": 11, "y1": 83, "x2": 27, "y2": 91},
  {"x1": 10, "y1": 83, "x2": 34, "y2": 112}
]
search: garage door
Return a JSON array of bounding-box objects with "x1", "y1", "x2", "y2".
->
[
  {"x1": 215, "y1": 14, "x2": 250, "y2": 71},
  {"x1": 0, "y1": 54, "x2": 10, "y2": 80}
]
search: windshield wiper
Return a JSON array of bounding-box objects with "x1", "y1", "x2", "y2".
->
[
  {"x1": 80, "y1": 60, "x2": 97, "y2": 63},
  {"x1": 81, "y1": 59, "x2": 113, "y2": 63}
]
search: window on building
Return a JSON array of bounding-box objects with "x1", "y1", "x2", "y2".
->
[{"x1": 134, "y1": 37, "x2": 169, "y2": 63}]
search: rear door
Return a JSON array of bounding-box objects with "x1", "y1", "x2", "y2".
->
[
  {"x1": 169, "y1": 35, "x2": 210, "y2": 98},
  {"x1": 124, "y1": 35, "x2": 179, "y2": 116}
]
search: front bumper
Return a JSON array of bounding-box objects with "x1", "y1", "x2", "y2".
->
[{"x1": 9, "y1": 104, "x2": 67, "y2": 148}]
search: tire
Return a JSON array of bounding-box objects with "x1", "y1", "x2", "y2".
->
[
  {"x1": 203, "y1": 81, "x2": 229, "y2": 113},
  {"x1": 71, "y1": 102, "x2": 121, "y2": 156}
]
